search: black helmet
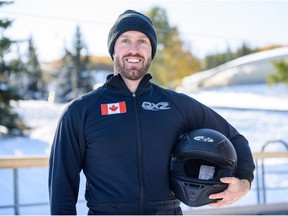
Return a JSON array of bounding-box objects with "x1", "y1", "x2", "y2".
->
[{"x1": 170, "y1": 128, "x2": 237, "y2": 207}]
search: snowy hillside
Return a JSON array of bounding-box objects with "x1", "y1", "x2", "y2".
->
[
  {"x1": 0, "y1": 83, "x2": 288, "y2": 214},
  {"x1": 185, "y1": 83, "x2": 288, "y2": 111}
]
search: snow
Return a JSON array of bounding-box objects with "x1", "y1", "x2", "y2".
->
[
  {"x1": 185, "y1": 83, "x2": 288, "y2": 111},
  {"x1": 0, "y1": 84, "x2": 288, "y2": 214}
]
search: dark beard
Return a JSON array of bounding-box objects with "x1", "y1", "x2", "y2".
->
[{"x1": 114, "y1": 55, "x2": 151, "y2": 81}]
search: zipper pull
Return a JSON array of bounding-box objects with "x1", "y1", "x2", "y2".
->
[{"x1": 132, "y1": 93, "x2": 136, "y2": 97}]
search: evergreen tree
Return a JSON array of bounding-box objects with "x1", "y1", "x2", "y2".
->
[
  {"x1": 55, "y1": 53, "x2": 75, "y2": 101},
  {"x1": 56, "y1": 26, "x2": 93, "y2": 102},
  {"x1": 0, "y1": 2, "x2": 25, "y2": 135},
  {"x1": 24, "y1": 35, "x2": 47, "y2": 99},
  {"x1": 203, "y1": 43, "x2": 257, "y2": 70},
  {"x1": 235, "y1": 42, "x2": 253, "y2": 58}
]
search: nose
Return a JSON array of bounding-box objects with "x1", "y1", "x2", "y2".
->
[{"x1": 128, "y1": 42, "x2": 139, "y2": 53}]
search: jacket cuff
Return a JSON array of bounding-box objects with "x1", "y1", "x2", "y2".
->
[{"x1": 235, "y1": 170, "x2": 254, "y2": 186}]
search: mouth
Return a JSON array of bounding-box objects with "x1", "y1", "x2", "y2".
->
[
  {"x1": 125, "y1": 57, "x2": 142, "y2": 64},
  {"x1": 123, "y1": 54, "x2": 144, "y2": 65}
]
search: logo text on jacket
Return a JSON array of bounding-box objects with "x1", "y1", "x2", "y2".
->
[{"x1": 142, "y1": 101, "x2": 171, "y2": 111}]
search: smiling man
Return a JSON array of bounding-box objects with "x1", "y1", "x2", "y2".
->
[
  {"x1": 48, "y1": 10, "x2": 255, "y2": 215},
  {"x1": 113, "y1": 31, "x2": 152, "y2": 91}
]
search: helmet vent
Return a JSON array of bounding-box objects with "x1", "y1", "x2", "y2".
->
[
  {"x1": 184, "y1": 182, "x2": 204, "y2": 189},
  {"x1": 216, "y1": 140, "x2": 227, "y2": 150}
]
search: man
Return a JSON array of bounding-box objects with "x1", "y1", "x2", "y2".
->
[{"x1": 49, "y1": 10, "x2": 255, "y2": 215}]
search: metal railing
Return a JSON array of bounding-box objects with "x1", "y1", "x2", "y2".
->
[
  {"x1": 0, "y1": 148, "x2": 288, "y2": 215},
  {"x1": 0, "y1": 156, "x2": 49, "y2": 215},
  {"x1": 254, "y1": 140, "x2": 288, "y2": 205}
]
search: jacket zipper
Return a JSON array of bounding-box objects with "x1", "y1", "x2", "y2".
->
[{"x1": 132, "y1": 92, "x2": 144, "y2": 214}]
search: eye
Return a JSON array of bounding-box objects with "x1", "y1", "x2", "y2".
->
[
  {"x1": 139, "y1": 39, "x2": 147, "y2": 44},
  {"x1": 121, "y1": 39, "x2": 129, "y2": 43}
]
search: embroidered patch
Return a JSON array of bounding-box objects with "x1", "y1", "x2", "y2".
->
[{"x1": 101, "y1": 101, "x2": 127, "y2": 115}]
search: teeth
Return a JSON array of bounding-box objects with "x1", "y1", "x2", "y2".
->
[{"x1": 127, "y1": 58, "x2": 140, "y2": 63}]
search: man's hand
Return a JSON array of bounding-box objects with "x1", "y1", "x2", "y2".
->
[{"x1": 208, "y1": 177, "x2": 251, "y2": 208}]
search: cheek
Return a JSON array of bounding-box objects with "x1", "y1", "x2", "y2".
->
[
  {"x1": 113, "y1": 46, "x2": 126, "y2": 58},
  {"x1": 143, "y1": 47, "x2": 152, "y2": 59}
]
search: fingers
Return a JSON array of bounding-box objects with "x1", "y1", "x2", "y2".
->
[
  {"x1": 208, "y1": 177, "x2": 238, "y2": 206},
  {"x1": 208, "y1": 199, "x2": 224, "y2": 208},
  {"x1": 208, "y1": 177, "x2": 250, "y2": 208},
  {"x1": 209, "y1": 192, "x2": 224, "y2": 200}
]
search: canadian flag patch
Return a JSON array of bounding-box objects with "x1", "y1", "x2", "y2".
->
[{"x1": 101, "y1": 101, "x2": 127, "y2": 115}]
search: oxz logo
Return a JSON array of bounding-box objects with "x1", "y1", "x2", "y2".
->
[{"x1": 142, "y1": 101, "x2": 171, "y2": 111}]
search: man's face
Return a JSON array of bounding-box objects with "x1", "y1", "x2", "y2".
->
[{"x1": 113, "y1": 31, "x2": 152, "y2": 81}]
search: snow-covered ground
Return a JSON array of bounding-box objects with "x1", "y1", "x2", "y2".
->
[
  {"x1": 184, "y1": 84, "x2": 288, "y2": 152},
  {"x1": 186, "y1": 83, "x2": 288, "y2": 111},
  {"x1": 0, "y1": 84, "x2": 288, "y2": 214}
]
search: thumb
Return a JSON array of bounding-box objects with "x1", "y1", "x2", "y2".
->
[{"x1": 220, "y1": 177, "x2": 238, "y2": 184}]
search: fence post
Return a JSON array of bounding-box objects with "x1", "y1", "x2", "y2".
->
[
  {"x1": 13, "y1": 168, "x2": 20, "y2": 215},
  {"x1": 255, "y1": 159, "x2": 261, "y2": 204}
]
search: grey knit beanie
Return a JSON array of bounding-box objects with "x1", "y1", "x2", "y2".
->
[{"x1": 107, "y1": 10, "x2": 157, "y2": 60}]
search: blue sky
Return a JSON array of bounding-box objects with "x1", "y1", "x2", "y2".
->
[{"x1": 1, "y1": 0, "x2": 288, "y2": 62}]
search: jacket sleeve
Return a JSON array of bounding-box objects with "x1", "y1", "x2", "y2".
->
[
  {"x1": 177, "y1": 93, "x2": 256, "y2": 184},
  {"x1": 48, "y1": 101, "x2": 85, "y2": 215}
]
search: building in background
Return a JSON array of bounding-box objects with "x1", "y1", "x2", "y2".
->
[{"x1": 179, "y1": 46, "x2": 288, "y2": 92}]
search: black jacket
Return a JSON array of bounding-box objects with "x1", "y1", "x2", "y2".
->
[{"x1": 49, "y1": 74, "x2": 255, "y2": 214}]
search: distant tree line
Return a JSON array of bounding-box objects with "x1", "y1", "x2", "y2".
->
[
  {"x1": 203, "y1": 43, "x2": 254, "y2": 70},
  {"x1": 1, "y1": 2, "x2": 286, "y2": 135},
  {"x1": 203, "y1": 44, "x2": 284, "y2": 70}
]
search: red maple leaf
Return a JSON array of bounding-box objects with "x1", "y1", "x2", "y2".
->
[{"x1": 109, "y1": 105, "x2": 118, "y2": 112}]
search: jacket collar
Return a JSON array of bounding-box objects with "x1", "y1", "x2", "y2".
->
[{"x1": 105, "y1": 73, "x2": 152, "y2": 95}]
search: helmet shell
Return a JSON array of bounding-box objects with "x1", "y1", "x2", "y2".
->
[{"x1": 170, "y1": 128, "x2": 237, "y2": 207}]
